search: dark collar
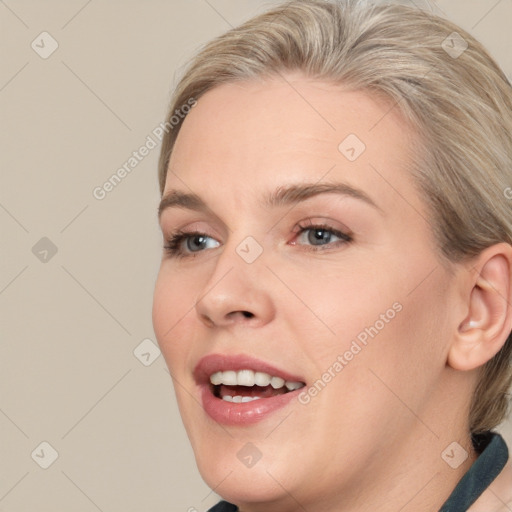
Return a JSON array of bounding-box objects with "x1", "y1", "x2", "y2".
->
[
  {"x1": 439, "y1": 430, "x2": 509, "y2": 511},
  {"x1": 208, "y1": 431, "x2": 509, "y2": 512}
]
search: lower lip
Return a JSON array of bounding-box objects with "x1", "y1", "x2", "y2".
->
[{"x1": 200, "y1": 385, "x2": 301, "y2": 426}]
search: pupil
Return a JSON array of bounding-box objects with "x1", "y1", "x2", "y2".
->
[
  {"x1": 190, "y1": 235, "x2": 206, "y2": 251},
  {"x1": 311, "y1": 229, "x2": 329, "y2": 244}
]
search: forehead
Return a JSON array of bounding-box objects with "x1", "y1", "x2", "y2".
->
[
  {"x1": 165, "y1": 73, "x2": 423, "y2": 218},
  {"x1": 171, "y1": 75, "x2": 404, "y2": 160}
]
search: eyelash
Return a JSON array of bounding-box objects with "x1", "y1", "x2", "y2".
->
[{"x1": 163, "y1": 222, "x2": 353, "y2": 259}]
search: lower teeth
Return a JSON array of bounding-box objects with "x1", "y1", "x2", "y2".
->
[{"x1": 222, "y1": 395, "x2": 262, "y2": 403}]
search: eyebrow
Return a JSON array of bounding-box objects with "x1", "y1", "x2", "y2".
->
[{"x1": 158, "y1": 181, "x2": 383, "y2": 220}]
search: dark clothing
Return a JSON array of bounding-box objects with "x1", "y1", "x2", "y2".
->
[
  {"x1": 207, "y1": 502, "x2": 237, "y2": 512},
  {"x1": 439, "y1": 431, "x2": 508, "y2": 511},
  {"x1": 207, "y1": 431, "x2": 508, "y2": 512}
]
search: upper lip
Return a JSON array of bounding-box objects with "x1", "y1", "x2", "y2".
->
[{"x1": 193, "y1": 353, "x2": 306, "y2": 385}]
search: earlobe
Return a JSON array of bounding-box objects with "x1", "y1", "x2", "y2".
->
[{"x1": 447, "y1": 243, "x2": 512, "y2": 372}]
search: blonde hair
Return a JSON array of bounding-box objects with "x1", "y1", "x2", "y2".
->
[{"x1": 158, "y1": 0, "x2": 512, "y2": 433}]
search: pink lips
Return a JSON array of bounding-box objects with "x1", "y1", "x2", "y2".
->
[{"x1": 193, "y1": 353, "x2": 306, "y2": 426}]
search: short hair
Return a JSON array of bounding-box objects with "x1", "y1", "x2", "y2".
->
[{"x1": 158, "y1": 0, "x2": 512, "y2": 433}]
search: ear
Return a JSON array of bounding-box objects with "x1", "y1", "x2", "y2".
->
[{"x1": 447, "y1": 242, "x2": 512, "y2": 371}]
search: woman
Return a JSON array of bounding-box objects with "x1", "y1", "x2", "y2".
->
[{"x1": 152, "y1": 0, "x2": 512, "y2": 510}]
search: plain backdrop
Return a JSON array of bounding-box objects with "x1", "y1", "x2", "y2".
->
[{"x1": 1, "y1": 0, "x2": 512, "y2": 510}]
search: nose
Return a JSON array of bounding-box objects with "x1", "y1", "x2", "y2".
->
[{"x1": 194, "y1": 242, "x2": 275, "y2": 328}]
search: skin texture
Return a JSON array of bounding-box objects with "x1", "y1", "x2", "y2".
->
[{"x1": 152, "y1": 71, "x2": 512, "y2": 512}]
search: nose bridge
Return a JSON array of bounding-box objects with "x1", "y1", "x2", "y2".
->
[
  {"x1": 194, "y1": 229, "x2": 272, "y2": 326},
  {"x1": 210, "y1": 218, "x2": 269, "y2": 283}
]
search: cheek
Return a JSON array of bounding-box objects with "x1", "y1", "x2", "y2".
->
[
  {"x1": 286, "y1": 256, "x2": 445, "y2": 385},
  {"x1": 152, "y1": 267, "x2": 198, "y2": 368},
  {"x1": 284, "y1": 262, "x2": 401, "y2": 352},
  {"x1": 332, "y1": 269, "x2": 450, "y2": 408}
]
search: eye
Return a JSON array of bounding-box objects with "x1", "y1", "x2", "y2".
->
[
  {"x1": 292, "y1": 220, "x2": 353, "y2": 252},
  {"x1": 163, "y1": 230, "x2": 219, "y2": 259},
  {"x1": 162, "y1": 221, "x2": 353, "y2": 259}
]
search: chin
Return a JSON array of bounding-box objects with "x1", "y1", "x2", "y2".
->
[
  {"x1": 188, "y1": 428, "x2": 304, "y2": 507},
  {"x1": 198, "y1": 459, "x2": 294, "y2": 507}
]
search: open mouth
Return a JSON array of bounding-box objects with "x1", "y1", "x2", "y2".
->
[
  {"x1": 194, "y1": 354, "x2": 307, "y2": 425},
  {"x1": 209, "y1": 369, "x2": 305, "y2": 403}
]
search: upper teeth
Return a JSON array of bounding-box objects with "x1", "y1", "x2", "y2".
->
[{"x1": 209, "y1": 369, "x2": 303, "y2": 391}]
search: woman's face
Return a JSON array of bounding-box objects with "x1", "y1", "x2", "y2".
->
[{"x1": 153, "y1": 73, "x2": 464, "y2": 509}]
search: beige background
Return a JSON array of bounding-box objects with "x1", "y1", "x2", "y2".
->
[{"x1": 1, "y1": 0, "x2": 511, "y2": 510}]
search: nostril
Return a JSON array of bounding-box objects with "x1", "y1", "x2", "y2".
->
[{"x1": 242, "y1": 311, "x2": 254, "y2": 318}]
